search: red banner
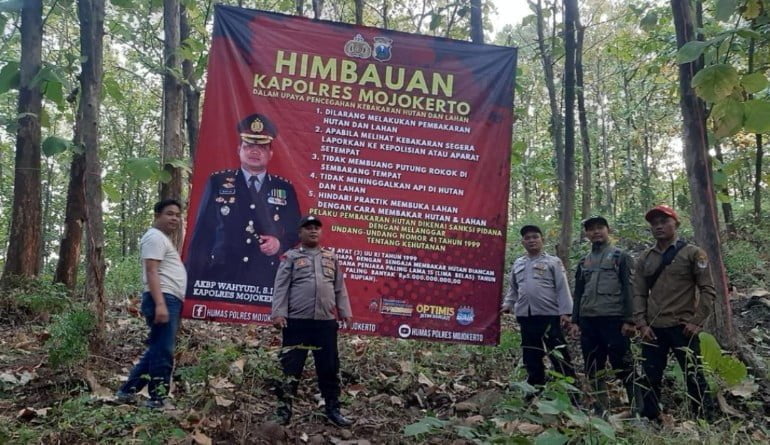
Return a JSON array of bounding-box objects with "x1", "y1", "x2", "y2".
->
[{"x1": 182, "y1": 5, "x2": 517, "y2": 345}]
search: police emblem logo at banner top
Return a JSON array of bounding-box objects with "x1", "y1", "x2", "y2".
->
[{"x1": 181, "y1": 5, "x2": 518, "y2": 346}]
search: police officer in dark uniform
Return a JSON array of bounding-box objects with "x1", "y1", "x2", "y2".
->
[{"x1": 186, "y1": 113, "x2": 301, "y2": 293}]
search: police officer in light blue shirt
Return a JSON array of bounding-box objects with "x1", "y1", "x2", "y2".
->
[{"x1": 501, "y1": 225, "x2": 576, "y2": 388}]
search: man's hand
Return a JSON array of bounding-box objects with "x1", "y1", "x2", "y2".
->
[
  {"x1": 621, "y1": 322, "x2": 637, "y2": 337},
  {"x1": 500, "y1": 304, "x2": 512, "y2": 314},
  {"x1": 272, "y1": 316, "x2": 287, "y2": 329},
  {"x1": 682, "y1": 322, "x2": 702, "y2": 337},
  {"x1": 340, "y1": 316, "x2": 352, "y2": 328},
  {"x1": 568, "y1": 323, "x2": 580, "y2": 339},
  {"x1": 639, "y1": 325, "x2": 657, "y2": 342},
  {"x1": 259, "y1": 235, "x2": 280, "y2": 256},
  {"x1": 153, "y1": 303, "x2": 169, "y2": 324},
  {"x1": 559, "y1": 314, "x2": 572, "y2": 329}
]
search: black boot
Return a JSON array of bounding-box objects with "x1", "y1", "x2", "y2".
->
[
  {"x1": 274, "y1": 381, "x2": 298, "y2": 425},
  {"x1": 325, "y1": 399, "x2": 353, "y2": 427}
]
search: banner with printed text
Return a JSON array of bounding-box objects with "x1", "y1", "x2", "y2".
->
[{"x1": 182, "y1": 5, "x2": 517, "y2": 345}]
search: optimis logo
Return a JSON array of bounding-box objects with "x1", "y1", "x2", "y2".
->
[{"x1": 344, "y1": 34, "x2": 393, "y2": 62}]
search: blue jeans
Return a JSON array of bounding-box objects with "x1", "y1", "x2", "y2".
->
[{"x1": 119, "y1": 292, "x2": 182, "y2": 401}]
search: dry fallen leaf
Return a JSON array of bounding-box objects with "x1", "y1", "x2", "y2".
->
[
  {"x1": 417, "y1": 373, "x2": 435, "y2": 387},
  {"x1": 346, "y1": 383, "x2": 365, "y2": 397},
  {"x1": 300, "y1": 432, "x2": 309, "y2": 442},
  {"x1": 399, "y1": 360, "x2": 413, "y2": 373},
  {"x1": 389, "y1": 395, "x2": 403, "y2": 406},
  {"x1": 191, "y1": 431, "x2": 212, "y2": 445},
  {"x1": 84, "y1": 369, "x2": 112, "y2": 398},
  {"x1": 517, "y1": 422, "x2": 544, "y2": 435},
  {"x1": 229, "y1": 359, "x2": 245, "y2": 376},
  {"x1": 215, "y1": 395, "x2": 234, "y2": 407},
  {"x1": 209, "y1": 376, "x2": 235, "y2": 389},
  {"x1": 730, "y1": 380, "x2": 759, "y2": 399}
]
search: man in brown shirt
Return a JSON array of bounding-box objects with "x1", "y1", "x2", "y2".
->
[{"x1": 633, "y1": 205, "x2": 715, "y2": 421}]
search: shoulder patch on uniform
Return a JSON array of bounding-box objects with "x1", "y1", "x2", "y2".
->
[{"x1": 696, "y1": 251, "x2": 709, "y2": 269}]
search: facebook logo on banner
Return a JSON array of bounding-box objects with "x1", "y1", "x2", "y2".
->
[{"x1": 192, "y1": 304, "x2": 207, "y2": 319}]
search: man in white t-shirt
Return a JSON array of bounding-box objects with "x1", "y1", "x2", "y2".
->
[{"x1": 116, "y1": 199, "x2": 187, "y2": 409}]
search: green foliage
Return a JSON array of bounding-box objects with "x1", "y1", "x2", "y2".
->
[
  {"x1": 403, "y1": 416, "x2": 447, "y2": 437},
  {"x1": 176, "y1": 343, "x2": 241, "y2": 385},
  {"x1": 0, "y1": 277, "x2": 70, "y2": 321},
  {"x1": 699, "y1": 332, "x2": 748, "y2": 386},
  {"x1": 691, "y1": 64, "x2": 739, "y2": 103},
  {"x1": 42, "y1": 135, "x2": 73, "y2": 157},
  {"x1": 744, "y1": 100, "x2": 770, "y2": 133},
  {"x1": 46, "y1": 306, "x2": 96, "y2": 369},
  {"x1": 722, "y1": 240, "x2": 766, "y2": 287},
  {"x1": 105, "y1": 256, "x2": 142, "y2": 301}
]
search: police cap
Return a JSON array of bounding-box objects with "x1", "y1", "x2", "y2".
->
[
  {"x1": 299, "y1": 214, "x2": 322, "y2": 229},
  {"x1": 237, "y1": 113, "x2": 277, "y2": 145}
]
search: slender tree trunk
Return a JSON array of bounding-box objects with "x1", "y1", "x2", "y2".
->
[
  {"x1": 576, "y1": 20, "x2": 590, "y2": 220},
  {"x1": 714, "y1": 143, "x2": 735, "y2": 232},
  {"x1": 754, "y1": 134, "x2": 763, "y2": 222},
  {"x1": 312, "y1": 0, "x2": 323, "y2": 19},
  {"x1": 354, "y1": 0, "x2": 363, "y2": 25},
  {"x1": 670, "y1": 0, "x2": 732, "y2": 344},
  {"x1": 558, "y1": 0, "x2": 577, "y2": 268},
  {"x1": 38, "y1": 161, "x2": 53, "y2": 273},
  {"x1": 532, "y1": 0, "x2": 564, "y2": 206},
  {"x1": 382, "y1": 0, "x2": 388, "y2": 29},
  {"x1": 161, "y1": 0, "x2": 184, "y2": 247},
  {"x1": 296, "y1": 0, "x2": 304, "y2": 15},
  {"x1": 55, "y1": 150, "x2": 86, "y2": 289},
  {"x1": 470, "y1": 0, "x2": 483, "y2": 43},
  {"x1": 78, "y1": 0, "x2": 106, "y2": 352},
  {"x1": 181, "y1": 4, "x2": 200, "y2": 162},
  {"x1": 3, "y1": 0, "x2": 43, "y2": 281}
]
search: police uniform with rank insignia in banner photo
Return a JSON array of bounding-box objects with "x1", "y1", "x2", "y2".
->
[{"x1": 186, "y1": 113, "x2": 302, "y2": 296}]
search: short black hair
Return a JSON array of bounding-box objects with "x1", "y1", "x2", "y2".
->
[{"x1": 154, "y1": 198, "x2": 182, "y2": 214}]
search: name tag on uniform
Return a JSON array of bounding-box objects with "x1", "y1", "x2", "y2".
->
[
  {"x1": 533, "y1": 262, "x2": 547, "y2": 275},
  {"x1": 268, "y1": 197, "x2": 287, "y2": 206}
]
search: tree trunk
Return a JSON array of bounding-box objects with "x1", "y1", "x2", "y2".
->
[
  {"x1": 312, "y1": 0, "x2": 323, "y2": 19},
  {"x1": 354, "y1": 0, "x2": 363, "y2": 25},
  {"x1": 78, "y1": 0, "x2": 107, "y2": 353},
  {"x1": 754, "y1": 134, "x2": 763, "y2": 223},
  {"x1": 470, "y1": 0, "x2": 483, "y2": 44},
  {"x1": 558, "y1": 0, "x2": 577, "y2": 268},
  {"x1": 670, "y1": 0, "x2": 732, "y2": 345},
  {"x1": 55, "y1": 150, "x2": 86, "y2": 289},
  {"x1": 576, "y1": 19, "x2": 590, "y2": 220},
  {"x1": 161, "y1": 0, "x2": 184, "y2": 245},
  {"x1": 532, "y1": 0, "x2": 564, "y2": 207},
  {"x1": 3, "y1": 0, "x2": 43, "y2": 281},
  {"x1": 382, "y1": 0, "x2": 388, "y2": 29},
  {"x1": 181, "y1": 4, "x2": 200, "y2": 162},
  {"x1": 714, "y1": 143, "x2": 735, "y2": 232}
]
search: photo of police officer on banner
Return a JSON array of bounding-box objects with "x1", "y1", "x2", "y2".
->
[{"x1": 186, "y1": 113, "x2": 302, "y2": 299}]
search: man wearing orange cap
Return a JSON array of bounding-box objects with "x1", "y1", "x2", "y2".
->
[
  {"x1": 186, "y1": 113, "x2": 301, "y2": 295},
  {"x1": 634, "y1": 205, "x2": 716, "y2": 421}
]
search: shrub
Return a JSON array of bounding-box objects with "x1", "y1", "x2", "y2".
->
[
  {"x1": 0, "y1": 276, "x2": 70, "y2": 322},
  {"x1": 723, "y1": 240, "x2": 766, "y2": 288},
  {"x1": 105, "y1": 256, "x2": 143, "y2": 301},
  {"x1": 46, "y1": 306, "x2": 96, "y2": 369}
]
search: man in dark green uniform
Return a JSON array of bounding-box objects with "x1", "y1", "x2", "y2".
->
[
  {"x1": 570, "y1": 216, "x2": 641, "y2": 415},
  {"x1": 634, "y1": 205, "x2": 716, "y2": 421},
  {"x1": 186, "y1": 113, "x2": 301, "y2": 296}
]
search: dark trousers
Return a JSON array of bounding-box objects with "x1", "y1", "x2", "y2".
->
[
  {"x1": 639, "y1": 325, "x2": 714, "y2": 419},
  {"x1": 580, "y1": 317, "x2": 642, "y2": 409},
  {"x1": 120, "y1": 293, "x2": 182, "y2": 401},
  {"x1": 280, "y1": 318, "x2": 341, "y2": 402},
  {"x1": 517, "y1": 315, "x2": 575, "y2": 385}
]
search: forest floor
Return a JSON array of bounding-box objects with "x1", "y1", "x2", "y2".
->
[{"x1": 2, "y1": 291, "x2": 770, "y2": 444}]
